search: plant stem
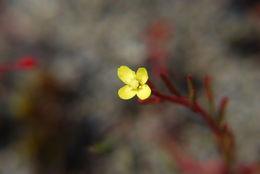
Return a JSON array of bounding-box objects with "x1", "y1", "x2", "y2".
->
[{"x1": 152, "y1": 89, "x2": 222, "y2": 138}]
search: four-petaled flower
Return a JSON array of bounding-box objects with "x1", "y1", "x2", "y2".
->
[{"x1": 117, "y1": 66, "x2": 151, "y2": 100}]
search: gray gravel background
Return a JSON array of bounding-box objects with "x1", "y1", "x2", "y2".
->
[{"x1": 0, "y1": 0, "x2": 259, "y2": 173}]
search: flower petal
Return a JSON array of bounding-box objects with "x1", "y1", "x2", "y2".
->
[
  {"x1": 136, "y1": 67, "x2": 148, "y2": 85},
  {"x1": 118, "y1": 85, "x2": 136, "y2": 100},
  {"x1": 137, "y1": 84, "x2": 151, "y2": 100},
  {"x1": 118, "y1": 66, "x2": 136, "y2": 85}
]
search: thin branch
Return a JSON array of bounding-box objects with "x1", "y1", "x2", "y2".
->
[
  {"x1": 218, "y1": 97, "x2": 229, "y2": 127},
  {"x1": 204, "y1": 75, "x2": 215, "y2": 116},
  {"x1": 160, "y1": 73, "x2": 181, "y2": 97},
  {"x1": 152, "y1": 89, "x2": 221, "y2": 138}
]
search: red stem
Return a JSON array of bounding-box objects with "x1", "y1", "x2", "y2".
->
[
  {"x1": 204, "y1": 75, "x2": 213, "y2": 100},
  {"x1": 138, "y1": 97, "x2": 162, "y2": 103},
  {"x1": 146, "y1": 76, "x2": 237, "y2": 170},
  {"x1": 160, "y1": 73, "x2": 181, "y2": 97},
  {"x1": 152, "y1": 89, "x2": 222, "y2": 138}
]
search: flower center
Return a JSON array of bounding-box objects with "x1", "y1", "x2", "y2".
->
[{"x1": 129, "y1": 79, "x2": 139, "y2": 89}]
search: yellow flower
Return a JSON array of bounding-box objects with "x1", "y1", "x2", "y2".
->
[{"x1": 117, "y1": 66, "x2": 151, "y2": 100}]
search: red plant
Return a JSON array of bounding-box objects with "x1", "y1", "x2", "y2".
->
[
  {"x1": 0, "y1": 56, "x2": 37, "y2": 76},
  {"x1": 138, "y1": 73, "x2": 260, "y2": 174}
]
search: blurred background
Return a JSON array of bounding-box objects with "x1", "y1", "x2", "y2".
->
[{"x1": 0, "y1": 0, "x2": 260, "y2": 173}]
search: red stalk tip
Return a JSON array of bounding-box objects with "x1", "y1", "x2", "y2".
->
[
  {"x1": 189, "y1": 89, "x2": 197, "y2": 106},
  {"x1": 187, "y1": 74, "x2": 193, "y2": 81},
  {"x1": 204, "y1": 74, "x2": 215, "y2": 116},
  {"x1": 187, "y1": 74, "x2": 195, "y2": 97},
  {"x1": 14, "y1": 56, "x2": 37, "y2": 70},
  {"x1": 220, "y1": 97, "x2": 229, "y2": 110},
  {"x1": 218, "y1": 97, "x2": 229, "y2": 127}
]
